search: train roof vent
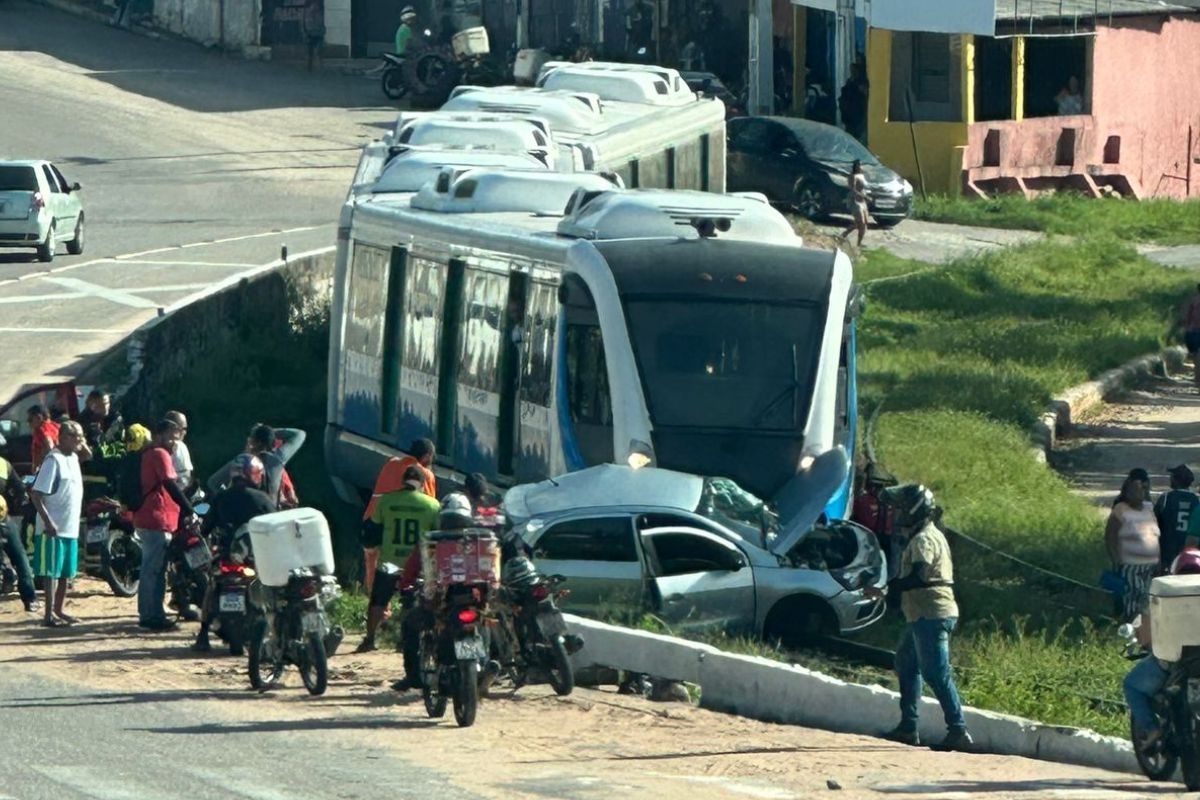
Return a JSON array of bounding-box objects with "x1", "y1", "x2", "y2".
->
[
  {"x1": 557, "y1": 190, "x2": 796, "y2": 242},
  {"x1": 537, "y1": 64, "x2": 695, "y2": 105},
  {"x1": 410, "y1": 168, "x2": 622, "y2": 214},
  {"x1": 394, "y1": 113, "x2": 554, "y2": 147},
  {"x1": 373, "y1": 146, "x2": 548, "y2": 193},
  {"x1": 442, "y1": 87, "x2": 604, "y2": 134}
]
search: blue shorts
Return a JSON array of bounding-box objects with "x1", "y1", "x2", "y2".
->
[{"x1": 33, "y1": 535, "x2": 79, "y2": 579}]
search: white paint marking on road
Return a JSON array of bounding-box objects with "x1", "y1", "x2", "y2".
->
[
  {"x1": 42, "y1": 277, "x2": 159, "y2": 309},
  {"x1": 34, "y1": 765, "x2": 187, "y2": 800},
  {"x1": 181, "y1": 766, "x2": 302, "y2": 800},
  {"x1": 645, "y1": 773, "x2": 797, "y2": 799},
  {"x1": 177, "y1": 224, "x2": 321, "y2": 249},
  {"x1": 129, "y1": 283, "x2": 212, "y2": 293},
  {"x1": 0, "y1": 292, "x2": 86, "y2": 304},
  {"x1": 0, "y1": 327, "x2": 129, "y2": 333},
  {"x1": 106, "y1": 260, "x2": 263, "y2": 268}
]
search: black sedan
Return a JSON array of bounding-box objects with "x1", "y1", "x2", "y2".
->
[{"x1": 727, "y1": 116, "x2": 913, "y2": 227}]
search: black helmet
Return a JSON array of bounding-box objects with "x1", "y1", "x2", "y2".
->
[
  {"x1": 502, "y1": 556, "x2": 539, "y2": 588},
  {"x1": 880, "y1": 483, "x2": 936, "y2": 528}
]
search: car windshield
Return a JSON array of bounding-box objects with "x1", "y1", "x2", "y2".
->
[
  {"x1": 623, "y1": 299, "x2": 821, "y2": 431},
  {"x1": 0, "y1": 166, "x2": 38, "y2": 192},
  {"x1": 696, "y1": 477, "x2": 779, "y2": 546},
  {"x1": 796, "y1": 127, "x2": 879, "y2": 166}
]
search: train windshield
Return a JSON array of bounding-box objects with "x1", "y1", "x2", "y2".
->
[{"x1": 623, "y1": 299, "x2": 822, "y2": 432}]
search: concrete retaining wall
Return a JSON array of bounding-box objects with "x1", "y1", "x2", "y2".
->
[
  {"x1": 564, "y1": 614, "x2": 1140, "y2": 776},
  {"x1": 118, "y1": 247, "x2": 334, "y2": 423},
  {"x1": 153, "y1": 0, "x2": 261, "y2": 49}
]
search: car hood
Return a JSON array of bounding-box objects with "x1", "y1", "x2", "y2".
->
[
  {"x1": 767, "y1": 445, "x2": 850, "y2": 557},
  {"x1": 815, "y1": 160, "x2": 903, "y2": 188}
]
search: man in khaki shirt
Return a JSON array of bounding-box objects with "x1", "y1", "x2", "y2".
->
[{"x1": 866, "y1": 483, "x2": 973, "y2": 752}]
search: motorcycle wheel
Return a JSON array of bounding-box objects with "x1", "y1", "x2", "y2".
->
[
  {"x1": 299, "y1": 632, "x2": 328, "y2": 696},
  {"x1": 1132, "y1": 714, "x2": 1178, "y2": 781},
  {"x1": 453, "y1": 659, "x2": 479, "y2": 728},
  {"x1": 248, "y1": 618, "x2": 284, "y2": 691},
  {"x1": 420, "y1": 641, "x2": 447, "y2": 718},
  {"x1": 1176, "y1": 695, "x2": 1200, "y2": 790},
  {"x1": 381, "y1": 65, "x2": 407, "y2": 100},
  {"x1": 546, "y1": 635, "x2": 575, "y2": 697},
  {"x1": 404, "y1": 49, "x2": 460, "y2": 108},
  {"x1": 101, "y1": 532, "x2": 140, "y2": 597}
]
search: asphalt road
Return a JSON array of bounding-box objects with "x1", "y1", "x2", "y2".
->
[{"x1": 0, "y1": 1, "x2": 394, "y2": 397}]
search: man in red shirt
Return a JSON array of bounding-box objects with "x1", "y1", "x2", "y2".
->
[
  {"x1": 851, "y1": 462, "x2": 900, "y2": 579},
  {"x1": 362, "y1": 438, "x2": 436, "y2": 595},
  {"x1": 134, "y1": 419, "x2": 196, "y2": 631},
  {"x1": 27, "y1": 405, "x2": 60, "y2": 471}
]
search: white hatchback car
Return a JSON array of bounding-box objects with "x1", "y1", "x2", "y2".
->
[{"x1": 0, "y1": 160, "x2": 85, "y2": 262}]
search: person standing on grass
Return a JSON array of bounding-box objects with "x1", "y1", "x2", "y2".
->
[
  {"x1": 135, "y1": 419, "x2": 196, "y2": 631},
  {"x1": 865, "y1": 483, "x2": 973, "y2": 752},
  {"x1": 1155, "y1": 464, "x2": 1198, "y2": 568},
  {"x1": 839, "y1": 160, "x2": 869, "y2": 248},
  {"x1": 1106, "y1": 472, "x2": 1161, "y2": 623},
  {"x1": 29, "y1": 421, "x2": 86, "y2": 627},
  {"x1": 1180, "y1": 284, "x2": 1200, "y2": 389}
]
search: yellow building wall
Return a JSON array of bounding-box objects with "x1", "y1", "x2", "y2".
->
[{"x1": 866, "y1": 29, "x2": 970, "y2": 197}]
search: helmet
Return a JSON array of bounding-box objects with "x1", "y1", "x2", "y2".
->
[
  {"x1": 439, "y1": 494, "x2": 475, "y2": 530},
  {"x1": 1172, "y1": 548, "x2": 1200, "y2": 576},
  {"x1": 880, "y1": 483, "x2": 937, "y2": 528},
  {"x1": 502, "y1": 556, "x2": 539, "y2": 588},
  {"x1": 124, "y1": 423, "x2": 151, "y2": 453},
  {"x1": 400, "y1": 6, "x2": 417, "y2": 22},
  {"x1": 0, "y1": 494, "x2": 8, "y2": 521},
  {"x1": 230, "y1": 453, "x2": 265, "y2": 488}
]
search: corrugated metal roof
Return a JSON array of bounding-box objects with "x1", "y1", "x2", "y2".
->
[{"x1": 996, "y1": 0, "x2": 1200, "y2": 20}]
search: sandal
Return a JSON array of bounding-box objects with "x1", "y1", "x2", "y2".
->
[
  {"x1": 41, "y1": 618, "x2": 65, "y2": 628},
  {"x1": 56, "y1": 614, "x2": 81, "y2": 625}
]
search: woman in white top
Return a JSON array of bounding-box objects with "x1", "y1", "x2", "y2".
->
[
  {"x1": 839, "y1": 160, "x2": 869, "y2": 248},
  {"x1": 1106, "y1": 473, "x2": 1161, "y2": 622}
]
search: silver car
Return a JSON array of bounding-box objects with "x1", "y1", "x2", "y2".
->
[
  {"x1": 0, "y1": 160, "x2": 85, "y2": 262},
  {"x1": 503, "y1": 464, "x2": 887, "y2": 643}
]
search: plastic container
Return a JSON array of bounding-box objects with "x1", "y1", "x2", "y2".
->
[
  {"x1": 248, "y1": 507, "x2": 336, "y2": 587},
  {"x1": 1150, "y1": 574, "x2": 1200, "y2": 660},
  {"x1": 421, "y1": 528, "x2": 501, "y2": 597},
  {"x1": 513, "y1": 48, "x2": 550, "y2": 85},
  {"x1": 452, "y1": 26, "x2": 490, "y2": 58}
]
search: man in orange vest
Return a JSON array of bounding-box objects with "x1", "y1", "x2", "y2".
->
[{"x1": 362, "y1": 438, "x2": 436, "y2": 594}]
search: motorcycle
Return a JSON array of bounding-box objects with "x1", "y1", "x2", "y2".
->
[
  {"x1": 380, "y1": 52, "x2": 408, "y2": 100},
  {"x1": 400, "y1": 28, "x2": 511, "y2": 109},
  {"x1": 165, "y1": 500, "x2": 213, "y2": 620},
  {"x1": 492, "y1": 556, "x2": 582, "y2": 696},
  {"x1": 205, "y1": 525, "x2": 258, "y2": 656},
  {"x1": 247, "y1": 567, "x2": 342, "y2": 696},
  {"x1": 1123, "y1": 625, "x2": 1200, "y2": 788},
  {"x1": 418, "y1": 528, "x2": 501, "y2": 727},
  {"x1": 80, "y1": 497, "x2": 142, "y2": 597}
]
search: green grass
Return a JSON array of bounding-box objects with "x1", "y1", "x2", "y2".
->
[{"x1": 914, "y1": 193, "x2": 1200, "y2": 245}]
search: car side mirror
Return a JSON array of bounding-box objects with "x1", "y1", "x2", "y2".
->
[
  {"x1": 729, "y1": 555, "x2": 746, "y2": 572},
  {"x1": 71, "y1": 182, "x2": 82, "y2": 192}
]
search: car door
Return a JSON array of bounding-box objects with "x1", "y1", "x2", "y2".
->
[
  {"x1": 49, "y1": 164, "x2": 80, "y2": 229},
  {"x1": 641, "y1": 526, "x2": 755, "y2": 635},
  {"x1": 39, "y1": 164, "x2": 67, "y2": 238},
  {"x1": 726, "y1": 118, "x2": 776, "y2": 196},
  {"x1": 528, "y1": 515, "x2": 647, "y2": 619}
]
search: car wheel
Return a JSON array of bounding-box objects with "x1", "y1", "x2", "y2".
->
[
  {"x1": 66, "y1": 214, "x2": 84, "y2": 255},
  {"x1": 763, "y1": 596, "x2": 838, "y2": 647},
  {"x1": 793, "y1": 183, "x2": 826, "y2": 221},
  {"x1": 36, "y1": 223, "x2": 55, "y2": 263},
  {"x1": 873, "y1": 216, "x2": 904, "y2": 229}
]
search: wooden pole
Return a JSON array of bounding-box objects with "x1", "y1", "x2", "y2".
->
[{"x1": 905, "y1": 85, "x2": 927, "y2": 200}]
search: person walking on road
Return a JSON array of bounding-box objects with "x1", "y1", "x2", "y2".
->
[
  {"x1": 1155, "y1": 464, "x2": 1198, "y2": 568},
  {"x1": 134, "y1": 419, "x2": 196, "y2": 631},
  {"x1": 839, "y1": 160, "x2": 869, "y2": 248},
  {"x1": 302, "y1": 0, "x2": 326, "y2": 72},
  {"x1": 1106, "y1": 472, "x2": 1161, "y2": 623},
  {"x1": 29, "y1": 421, "x2": 86, "y2": 627},
  {"x1": 1181, "y1": 284, "x2": 1200, "y2": 389},
  {"x1": 866, "y1": 483, "x2": 973, "y2": 752}
]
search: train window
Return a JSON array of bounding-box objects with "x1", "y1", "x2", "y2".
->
[
  {"x1": 343, "y1": 244, "x2": 389, "y2": 404},
  {"x1": 520, "y1": 281, "x2": 558, "y2": 408},
  {"x1": 458, "y1": 268, "x2": 505, "y2": 394},
  {"x1": 402, "y1": 257, "x2": 444, "y2": 378},
  {"x1": 380, "y1": 247, "x2": 408, "y2": 434}
]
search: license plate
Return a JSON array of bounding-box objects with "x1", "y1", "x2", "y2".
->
[
  {"x1": 184, "y1": 545, "x2": 212, "y2": 569},
  {"x1": 454, "y1": 637, "x2": 485, "y2": 660},
  {"x1": 219, "y1": 593, "x2": 245, "y2": 613},
  {"x1": 86, "y1": 525, "x2": 108, "y2": 545},
  {"x1": 874, "y1": 199, "x2": 898, "y2": 209},
  {"x1": 301, "y1": 611, "x2": 325, "y2": 635},
  {"x1": 537, "y1": 611, "x2": 568, "y2": 638}
]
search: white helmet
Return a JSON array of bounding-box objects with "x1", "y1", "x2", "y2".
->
[{"x1": 400, "y1": 6, "x2": 417, "y2": 22}]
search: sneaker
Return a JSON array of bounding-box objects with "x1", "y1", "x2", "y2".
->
[
  {"x1": 391, "y1": 677, "x2": 418, "y2": 692},
  {"x1": 354, "y1": 637, "x2": 377, "y2": 654},
  {"x1": 883, "y1": 726, "x2": 921, "y2": 746},
  {"x1": 178, "y1": 606, "x2": 201, "y2": 623},
  {"x1": 191, "y1": 638, "x2": 212, "y2": 653},
  {"x1": 931, "y1": 728, "x2": 975, "y2": 752},
  {"x1": 23, "y1": 600, "x2": 40, "y2": 614}
]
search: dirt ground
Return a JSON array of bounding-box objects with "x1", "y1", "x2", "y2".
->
[{"x1": 0, "y1": 581, "x2": 1177, "y2": 799}]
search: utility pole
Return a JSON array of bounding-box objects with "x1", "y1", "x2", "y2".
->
[{"x1": 747, "y1": 0, "x2": 774, "y2": 115}]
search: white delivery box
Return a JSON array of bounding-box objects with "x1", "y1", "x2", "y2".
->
[
  {"x1": 248, "y1": 507, "x2": 336, "y2": 587},
  {"x1": 1150, "y1": 574, "x2": 1200, "y2": 661},
  {"x1": 513, "y1": 48, "x2": 550, "y2": 85},
  {"x1": 452, "y1": 27, "x2": 490, "y2": 58}
]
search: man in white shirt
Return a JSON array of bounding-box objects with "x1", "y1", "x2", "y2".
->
[
  {"x1": 30, "y1": 420, "x2": 87, "y2": 627},
  {"x1": 165, "y1": 411, "x2": 194, "y2": 492}
]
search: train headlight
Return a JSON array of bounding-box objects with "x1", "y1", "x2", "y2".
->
[{"x1": 627, "y1": 439, "x2": 654, "y2": 470}]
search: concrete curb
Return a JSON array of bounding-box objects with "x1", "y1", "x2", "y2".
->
[
  {"x1": 1031, "y1": 346, "x2": 1186, "y2": 462},
  {"x1": 564, "y1": 614, "x2": 1139, "y2": 775}
]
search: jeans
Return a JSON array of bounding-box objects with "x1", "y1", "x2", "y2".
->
[
  {"x1": 137, "y1": 529, "x2": 169, "y2": 624},
  {"x1": 896, "y1": 616, "x2": 966, "y2": 732},
  {"x1": 1, "y1": 521, "x2": 36, "y2": 605},
  {"x1": 1124, "y1": 656, "x2": 1169, "y2": 734}
]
